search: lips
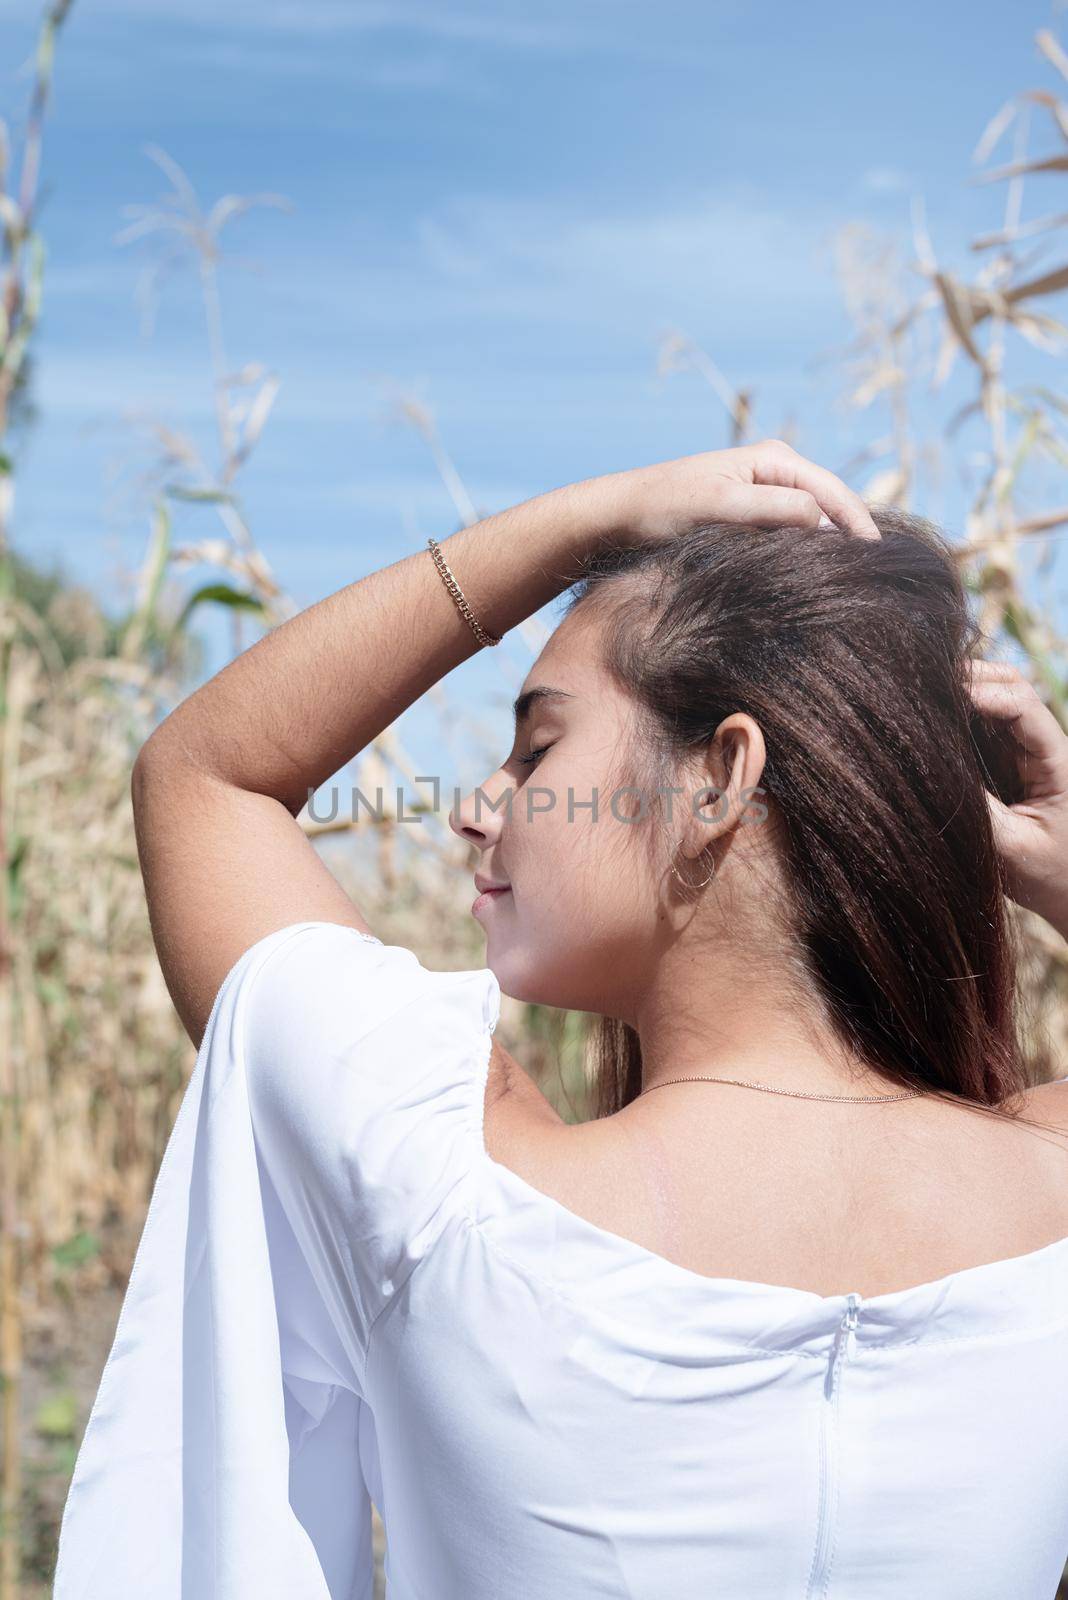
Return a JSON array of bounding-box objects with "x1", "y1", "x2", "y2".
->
[{"x1": 472, "y1": 878, "x2": 512, "y2": 918}]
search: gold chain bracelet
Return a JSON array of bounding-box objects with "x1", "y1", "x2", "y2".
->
[{"x1": 426, "y1": 537, "x2": 502, "y2": 648}]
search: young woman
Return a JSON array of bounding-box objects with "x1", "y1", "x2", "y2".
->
[{"x1": 55, "y1": 440, "x2": 1068, "y2": 1598}]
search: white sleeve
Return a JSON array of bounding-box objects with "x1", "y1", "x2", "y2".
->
[
  {"x1": 240, "y1": 921, "x2": 500, "y2": 1364},
  {"x1": 52, "y1": 920, "x2": 499, "y2": 1600}
]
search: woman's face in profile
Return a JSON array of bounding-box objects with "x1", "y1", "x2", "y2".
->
[{"x1": 450, "y1": 608, "x2": 676, "y2": 1021}]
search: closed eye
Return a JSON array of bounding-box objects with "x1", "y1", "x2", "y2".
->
[{"x1": 514, "y1": 745, "x2": 552, "y2": 768}]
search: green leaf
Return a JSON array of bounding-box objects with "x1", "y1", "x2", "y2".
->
[
  {"x1": 999, "y1": 602, "x2": 1068, "y2": 726},
  {"x1": 51, "y1": 1440, "x2": 80, "y2": 1476},
  {"x1": 174, "y1": 583, "x2": 267, "y2": 634},
  {"x1": 36, "y1": 974, "x2": 67, "y2": 1006},
  {"x1": 51, "y1": 1230, "x2": 101, "y2": 1270},
  {"x1": 163, "y1": 484, "x2": 237, "y2": 505},
  {"x1": 6, "y1": 831, "x2": 28, "y2": 916},
  {"x1": 35, "y1": 1392, "x2": 77, "y2": 1440}
]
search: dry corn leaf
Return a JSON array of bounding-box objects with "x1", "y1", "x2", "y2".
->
[
  {"x1": 1006, "y1": 308, "x2": 1068, "y2": 353},
  {"x1": 1037, "y1": 28, "x2": 1068, "y2": 85},
  {"x1": 849, "y1": 366, "x2": 906, "y2": 409},
  {"x1": 973, "y1": 96, "x2": 1020, "y2": 165},
  {"x1": 1022, "y1": 89, "x2": 1068, "y2": 144},
  {"x1": 976, "y1": 153, "x2": 1068, "y2": 184},
  {"x1": 860, "y1": 467, "x2": 908, "y2": 505},
  {"x1": 973, "y1": 210, "x2": 1068, "y2": 249},
  {"x1": 934, "y1": 272, "x2": 986, "y2": 369},
  {"x1": 1018, "y1": 505, "x2": 1068, "y2": 534},
  {"x1": 233, "y1": 373, "x2": 280, "y2": 466},
  {"x1": 1004, "y1": 262, "x2": 1068, "y2": 303}
]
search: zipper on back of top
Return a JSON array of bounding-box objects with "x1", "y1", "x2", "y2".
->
[{"x1": 805, "y1": 1292, "x2": 860, "y2": 1598}]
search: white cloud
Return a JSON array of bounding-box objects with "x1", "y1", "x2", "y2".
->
[
  {"x1": 394, "y1": 187, "x2": 855, "y2": 329},
  {"x1": 44, "y1": 185, "x2": 859, "y2": 342},
  {"x1": 30, "y1": 185, "x2": 868, "y2": 444},
  {"x1": 861, "y1": 167, "x2": 911, "y2": 195},
  {"x1": 29, "y1": 194, "x2": 853, "y2": 453}
]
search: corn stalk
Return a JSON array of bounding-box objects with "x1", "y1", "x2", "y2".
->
[{"x1": 0, "y1": 6, "x2": 76, "y2": 1596}]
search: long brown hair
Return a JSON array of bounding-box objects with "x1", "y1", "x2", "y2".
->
[{"x1": 561, "y1": 505, "x2": 1046, "y2": 1127}]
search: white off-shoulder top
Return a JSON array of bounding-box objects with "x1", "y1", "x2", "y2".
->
[{"x1": 53, "y1": 921, "x2": 1068, "y2": 1598}]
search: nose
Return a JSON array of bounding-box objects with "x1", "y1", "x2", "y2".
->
[{"x1": 449, "y1": 770, "x2": 509, "y2": 848}]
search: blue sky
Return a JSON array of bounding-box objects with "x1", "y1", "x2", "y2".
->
[{"x1": 3, "y1": 0, "x2": 1067, "y2": 787}]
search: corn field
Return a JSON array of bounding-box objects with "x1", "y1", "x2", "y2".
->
[{"x1": 1, "y1": 7, "x2": 1067, "y2": 1597}]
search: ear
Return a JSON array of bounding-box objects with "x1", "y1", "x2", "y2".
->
[{"x1": 678, "y1": 713, "x2": 768, "y2": 864}]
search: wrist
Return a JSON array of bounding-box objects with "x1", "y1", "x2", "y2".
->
[
  {"x1": 508, "y1": 474, "x2": 633, "y2": 578},
  {"x1": 564, "y1": 469, "x2": 643, "y2": 557}
]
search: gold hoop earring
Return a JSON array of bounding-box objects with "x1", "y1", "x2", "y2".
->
[{"x1": 669, "y1": 851, "x2": 716, "y2": 891}]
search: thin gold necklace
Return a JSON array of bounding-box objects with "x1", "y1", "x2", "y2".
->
[{"x1": 639, "y1": 1074, "x2": 925, "y2": 1104}]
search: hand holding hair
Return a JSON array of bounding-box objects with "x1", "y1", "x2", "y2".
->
[
  {"x1": 966, "y1": 657, "x2": 1068, "y2": 940},
  {"x1": 593, "y1": 437, "x2": 882, "y2": 546}
]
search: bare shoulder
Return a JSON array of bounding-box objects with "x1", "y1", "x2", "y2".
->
[
  {"x1": 1022, "y1": 1077, "x2": 1068, "y2": 1137},
  {"x1": 481, "y1": 1037, "x2": 568, "y2": 1165}
]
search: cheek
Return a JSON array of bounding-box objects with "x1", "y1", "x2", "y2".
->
[
  {"x1": 521, "y1": 799, "x2": 650, "y2": 919},
  {"x1": 506, "y1": 746, "x2": 651, "y2": 900}
]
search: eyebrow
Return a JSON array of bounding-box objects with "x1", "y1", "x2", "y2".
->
[{"x1": 511, "y1": 686, "x2": 576, "y2": 726}]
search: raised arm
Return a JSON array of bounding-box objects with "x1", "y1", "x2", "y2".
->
[
  {"x1": 131, "y1": 441, "x2": 879, "y2": 1048},
  {"x1": 131, "y1": 480, "x2": 610, "y2": 1047}
]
